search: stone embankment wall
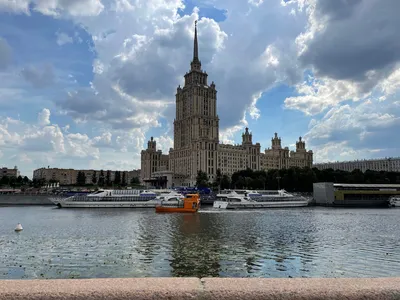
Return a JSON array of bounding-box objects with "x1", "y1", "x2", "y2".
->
[
  {"x1": 0, "y1": 194, "x2": 53, "y2": 205},
  {"x1": 0, "y1": 277, "x2": 399, "y2": 299}
]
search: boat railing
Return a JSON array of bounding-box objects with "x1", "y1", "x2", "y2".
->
[
  {"x1": 251, "y1": 196, "x2": 306, "y2": 202},
  {"x1": 159, "y1": 202, "x2": 184, "y2": 208},
  {"x1": 70, "y1": 196, "x2": 157, "y2": 202}
]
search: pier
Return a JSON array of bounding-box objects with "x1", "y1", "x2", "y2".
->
[{"x1": 313, "y1": 182, "x2": 400, "y2": 207}]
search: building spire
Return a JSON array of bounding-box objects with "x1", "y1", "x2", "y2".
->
[{"x1": 193, "y1": 20, "x2": 199, "y2": 62}]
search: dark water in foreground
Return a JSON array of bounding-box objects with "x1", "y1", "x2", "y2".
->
[{"x1": 0, "y1": 206, "x2": 399, "y2": 279}]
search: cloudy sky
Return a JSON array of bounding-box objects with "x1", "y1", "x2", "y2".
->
[{"x1": 1, "y1": 0, "x2": 400, "y2": 177}]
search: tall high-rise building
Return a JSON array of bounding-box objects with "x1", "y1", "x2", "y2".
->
[
  {"x1": 141, "y1": 21, "x2": 313, "y2": 188},
  {"x1": 169, "y1": 20, "x2": 219, "y2": 183}
]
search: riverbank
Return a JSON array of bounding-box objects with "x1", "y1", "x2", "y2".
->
[
  {"x1": 1, "y1": 277, "x2": 399, "y2": 299},
  {"x1": 0, "y1": 194, "x2": 53, "y2": 205}
]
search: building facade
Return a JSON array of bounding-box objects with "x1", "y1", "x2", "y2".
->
[
  {"x1": 141, "y1": 22, "x2": 313, "y2": 187},
  {"x1": 313, "y1": 157, "x2": 400, "y2": 173},
  {"x1": 33, "y1": 167, "x2": 141, "y2": 186},
  {"x1": 0, "y1": 166, "x2": 20, "y2": 179}
]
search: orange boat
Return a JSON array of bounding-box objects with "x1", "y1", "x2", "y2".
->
[{"x1": 155, "y1": 193, "x2": 200, "y2": 213}]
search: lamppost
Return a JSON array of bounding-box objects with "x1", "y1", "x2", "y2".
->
[{"x1": 276, "y1": 176, "x2": 281, "y2": 190}]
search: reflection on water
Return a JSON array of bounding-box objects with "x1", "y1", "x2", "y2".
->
[{"x1": 0, "y1": 206, "x2": 400, "y2": 279}]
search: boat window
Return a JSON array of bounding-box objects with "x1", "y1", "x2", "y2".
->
[{"x1": 229, "y1": 198, "x2": 241, "y2": 202}]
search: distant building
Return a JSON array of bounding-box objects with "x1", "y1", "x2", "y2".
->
[
  {"x1": 0, "y1": 166, "x2": 20, "y2": 179},
  {"x1": 141, "y1": 22, "x2": 313, "y2": 188},
  {"x1": 313, "y1": 157, "x2": 400, "y2": 173},
  {"x1": 32, "y1": 167, "x2": 141, "y2": 185}
]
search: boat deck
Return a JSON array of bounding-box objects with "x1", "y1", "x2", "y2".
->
[{"x1": 67, "y1": 196, "x2": 157, "y2": 202}]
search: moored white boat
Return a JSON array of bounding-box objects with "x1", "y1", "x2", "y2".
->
[
  {"x1": 213, "y1": 189, "x2": 309, "y2": 209},
  {"x1": 50, "y1": 189, "x2": 184, "y2": 208}
]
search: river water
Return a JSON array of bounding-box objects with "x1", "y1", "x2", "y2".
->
[{"x1": 1, "y1": 206, "x2": 399, "y2": 279}]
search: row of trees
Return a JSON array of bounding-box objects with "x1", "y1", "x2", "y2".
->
[
  {"x1": 0, "y1": 172, "x2": 141, "y2": 188},
  {"x1": 76, "y1": 170, "x2": 140, "y2": 187},
  {"x1": 0, "y1": 175, "x2": 30, "y2": 188},
  {"x1": 196, "y1": 167, "x2": 400, "y2": 193}
]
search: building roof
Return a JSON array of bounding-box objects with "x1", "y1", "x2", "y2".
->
[{"x1": 334, "y1": 183, "x2": 400, "y2": 188}]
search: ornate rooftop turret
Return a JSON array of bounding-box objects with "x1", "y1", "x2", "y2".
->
[{"x1": 190, "y1": 20, "x2": 201, "y2": 71}]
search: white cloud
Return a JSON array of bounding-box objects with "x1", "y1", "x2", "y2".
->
[
  {"x1": 35, "y1": 0, "x2": 104, "y2": 16},
  {"x1": 0, "y1": 116, "x2": 125, "y2": 174},
  {"x1": 0, "y1": 0, "x2": 30, "y2": 14},
  {"x1": 38, "y1": 108, "x2": 51, "y2": 126},
  {"x1": 289, "y1": 0, "x2": 400, "y2": 116},
  {"x1": 0, "y1": 118, "x2": 23, "y2": 147},
  {"x1": 3, "y1": 0, "x2": 400, "y2": 172},
  {"x1": 284, "y1": 75, "x2": 370, "y2": 115},
  {"x1": 379, "y1": 66, "x2": 400, "y2": 96},
  {"x1": 305, "y1": 98, "x2": 400, "y2": 159},
  {"x1": 0, "y1": 0, "x2": 104, "y2": 16},
  {"x1": 48, "y1": 0, "x2": 308, "y2": 134},
  {"x1": 219, "y1": 118, "x2": 247, "y2": 145},
  {"x1": 312, "y1": 141, "x2": 383, "y2": 163},
  {"x1": 56, "y1": 32, "x2": 73, "y2": 46},
  {"x1": 153, "y1": 135, "x2": 174, "y2": 153},
  {"x1": 92, "y1": 131, "x2": 112, "y2": 147}
]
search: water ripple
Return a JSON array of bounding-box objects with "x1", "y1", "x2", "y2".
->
[{"x1": 0, "y1": 206, "x2": 400, "y2": 278}]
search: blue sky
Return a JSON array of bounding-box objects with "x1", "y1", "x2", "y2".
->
[{"x1": 0, "y1": 0, "x2": 400, "y2": 177}]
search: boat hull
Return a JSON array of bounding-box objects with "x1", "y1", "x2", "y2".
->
[
  {"x1": 213, "y1": 200, "x2": 309, "y2": 209},
  {"x1": 56, "y1": 201, "x2": 160, "y2": 208},
  {"x1": 155, "y1": 206, "x2": 198, "y2": 213}
]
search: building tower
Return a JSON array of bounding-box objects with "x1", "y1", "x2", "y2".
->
[
  {"x1": 296, "y1": 136, "x2": 306, "y2": 152},
  {"x1": 242, "y1": 128, "x2": 252, "y2": 145},
  {"x1": 141, "y1": 137, "x2": 163, "y2": 182},
  {"x1": 170, "y1": 21, "x2": 219, "y2": 185},
  {"x1": 271, "y1": 132, "x2": 282, "y2": 150}
]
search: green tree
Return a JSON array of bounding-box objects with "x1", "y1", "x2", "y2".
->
[
  {"x1": 114, "y1": 171, "x2": 121, "y2": 185},
  {"x1": 98, "y1": 170, "x2": 105, "y2": 186},
  {"x1": 76, "y1": 171, "x2": 86, "y2": 186},
  {"x1": 212, "y1": 169, "x2": 222, "y2": 190},
  {"x1": 121, "y1": 171, "x2": 127, "y2": 186},
  {"x1": 22, "y1": 176, "x2": 30, "y2": 185},
  {"x1": 106, "y1": 170, "x2": 111, "y2": 186},
  {"x1": 196, "y1": 170, "x2": 209, "y2": 188},
  {"x1": 130, "y1": 177, "x2": 140, "y2": 185},
  {"x1": 234, "y1": 176, "x2": 246, "y2": 189},
  {"x1": 0, "y1": 176, "x2": 10, "y2": 186},
  {"x1": 91, "y1": 171, "x2": 97, "y2": 185},
  {"x1": 220, "y1": 174, "x2": 231, "y2": 189},
  {"x1": 8, "y1": 176, "x2": 17, "y2": 188}
]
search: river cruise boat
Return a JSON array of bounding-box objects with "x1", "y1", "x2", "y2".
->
[
  {"x1": 155, "y1": 194, "x2": 200, "y2": 213},
  {"x1": 213, "y1": 189, "x2": 309, "y2": 209},
  {"x1": 50, "y1": 189, "x2": 184, "y2": 208}
]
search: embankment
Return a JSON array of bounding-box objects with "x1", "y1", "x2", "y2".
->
[
  {"x1": 0, "y1": 194, "x2": 53, "y2": 206},
  {"x1": 0, "y1": 277, "x2": 399, "y2": 299}
]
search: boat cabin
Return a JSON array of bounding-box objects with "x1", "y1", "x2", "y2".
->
[{"x1": 156, "y1": 193, "x2": 200, "y2": 213}]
